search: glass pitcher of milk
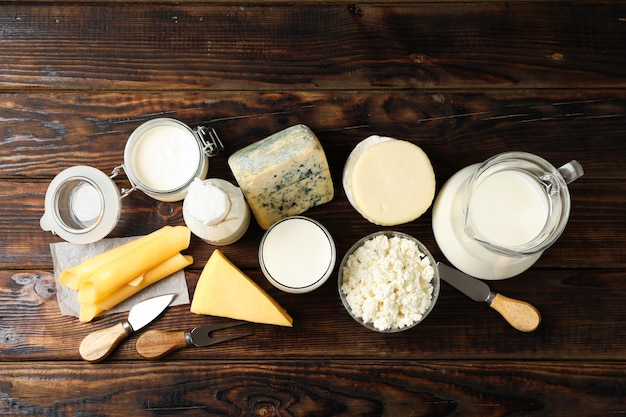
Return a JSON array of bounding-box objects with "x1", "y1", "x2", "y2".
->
[{"x1": 432, "y1": 152, "x2": 583, "y2": 280}]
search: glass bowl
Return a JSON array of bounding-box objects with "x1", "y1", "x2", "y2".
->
[{"x1": 338, "y1": 231, "x2": 440, "y2": 332}]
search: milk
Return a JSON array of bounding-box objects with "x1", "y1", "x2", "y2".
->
[
  {"x1": 432, "y1": 165, "x2": 543, "y2": 280},
  {"x1": 260, "y1": 216, "x2": 336, "y2": 293},
  {"x1": 465, "y1": 170, "x2": 550, "y2": 248}
]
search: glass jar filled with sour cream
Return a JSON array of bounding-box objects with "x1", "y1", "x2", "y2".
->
[{"x1": 120, "y1": 118, "x2": 223, "y2": 202}]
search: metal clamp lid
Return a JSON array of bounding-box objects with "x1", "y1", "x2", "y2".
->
[
  {"x1": 110, "y1": 164, "x2": 137, "y2": 198},
  {"x1": 196, "y1": 126, "x2": 224, "y2": 157}
]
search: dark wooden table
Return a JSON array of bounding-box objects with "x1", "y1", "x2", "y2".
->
[{"x1": 1, "y1": 1, "x2": 625, "y2": 415}]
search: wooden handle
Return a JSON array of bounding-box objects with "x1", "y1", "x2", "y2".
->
[
  {"x1": 135, "y1": 330, "x2": 188, "y2": 359},
  {"x1": 79, "y1": 322, "x2": 132, "y2": 362},
  {"x1": 489, "y1": 293, "x2": 542, "y2": 332}
]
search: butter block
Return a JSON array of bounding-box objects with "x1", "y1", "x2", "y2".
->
[
  {"x1": 191, "y1": 249, "x2": 293, "y2": 327},
  {"x1": 228, "y1": 124, "x2": 334, "y2": 230}
]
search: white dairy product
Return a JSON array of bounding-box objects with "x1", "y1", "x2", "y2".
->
[
  {"x1": 432, "y1": 165, "x2": 542, "y2": 280},
  {"x1": 259, "y1": 216, "x2": 335, "y2": 294},
  {"x1": 183, "y1": 178, "x2": 250, "y2": 246},
  {"x1": 131, "y1": 124, "x2": 201, "y2": 192},
  {"x1": 340, "y1": 234, "x2": 435, "y2": 331},
  {"x1": 343, "y1": 135, "x2": 436, "y2": 226},
  {"x1": 466, "y1": 170, "x2": 549, "y2": 248}
]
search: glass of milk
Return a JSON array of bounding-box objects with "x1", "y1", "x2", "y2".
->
[{"x1": 463, "y1": 152, "x2": 583, "y2": 257}]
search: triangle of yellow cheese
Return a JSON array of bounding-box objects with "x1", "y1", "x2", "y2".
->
[{"x1": 191, "y1": 249, "x2": 293, "y2": 327}]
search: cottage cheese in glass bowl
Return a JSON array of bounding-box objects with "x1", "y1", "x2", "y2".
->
[{"x1": 338, "y1": 231, "x2": 439, "y2": 332}]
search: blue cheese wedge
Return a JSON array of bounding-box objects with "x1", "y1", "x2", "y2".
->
[{"x1": 228, "y1": 124, "x2": 334, "y2": 229}]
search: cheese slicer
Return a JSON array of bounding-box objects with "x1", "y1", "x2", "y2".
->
[{"x1": 79, "y1": 293, "x2": 176, "y2": 362}]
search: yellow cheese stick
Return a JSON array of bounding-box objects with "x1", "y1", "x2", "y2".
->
[
  {"x1": 79, "y1": 254, "x2": 193, "y2": 322},
  {"x1": 77, "y1": 226, "x2": 191, "y2": 304},
  {"x1": 59, "y1": 226, "x2": 174, "y2": 290}
]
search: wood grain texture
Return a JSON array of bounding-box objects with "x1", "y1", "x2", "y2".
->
[
  {"x1": 1, "y1": 268, "x2": 625, "y2": 362},
  {"x1": 0, "y1": 91, "x2": 623, "y2": 180},
  {"x1": 0, "y1": 361, "x2": 625, "y2": 416},
  {"x1": 0, "y1": 4, "x2": 625, "y2": 91},
  {"x1": 488, "y1": 293, "x2": 542, "y2": 332},
  {"x1": 1, "y1": 1, "x2": 625, "y2": 415},
  {"x1": 135, "y1": 329, "x2": 189, "y2": 359}
]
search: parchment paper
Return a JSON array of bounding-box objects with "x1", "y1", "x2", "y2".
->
[{"x1": 50, "y1": 236, "x2": 190, "y2": 318}]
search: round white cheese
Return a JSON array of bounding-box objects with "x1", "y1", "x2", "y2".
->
[
  {"x1": 343, "y1": 136, "x2": 436, "y2": 226},
  {"x1": 183, "y1": 178, "x2": 250, "y2": 246}
]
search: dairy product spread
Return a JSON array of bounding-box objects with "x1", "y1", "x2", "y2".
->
[
  {"x1": 340, "y1": 233, "x2": 435, "y2": 331},
  {"x1": 343, "y1": 135, "x2": 436, "y2": 226},
  {"x1": 228, "y1": 124, "x2": 334, "y2": 230},
  {"x1": 131, "y1": 123, "x2": 201, "y2": 192}
]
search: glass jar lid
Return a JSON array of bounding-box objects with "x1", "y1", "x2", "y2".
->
[{"x1": 40, "y1": 166, "x2": 121, "y2": 244}]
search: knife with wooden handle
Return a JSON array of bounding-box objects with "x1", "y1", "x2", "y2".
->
[
  {"x1": 437, "y1": 262, "x2": 541, "y2": 332},
  {"x1": 79, "y1": 293, "x2": 176, "y2": 362}
]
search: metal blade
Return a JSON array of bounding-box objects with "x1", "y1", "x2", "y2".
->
[
  {"x1": 437, "y1": 262, "x2": 491, "y2": 303},
  {"x1": 127, "y1": 293, "x2": 176, "y2": 331}
]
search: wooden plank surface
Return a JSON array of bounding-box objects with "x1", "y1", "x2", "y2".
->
[
  {"x1": 1, "y1": 268, "x2": 625, "y2": 362},
  {"x1": 1, "y1": 1, "x2": 625, "y2": 415},
  {"x1": 0, "y1": 3, "x2": 625, "y2": 91},
  {"x1": 1, "y1": 361, "x2": 625, "y2": 416}
]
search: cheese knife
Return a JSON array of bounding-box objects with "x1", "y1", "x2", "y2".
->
[
  {"x1": 79, "y1": 293, "x2": 176, "y2": 362},
  {"x1": 437, "y1": 262, "x2": 541, "y2": 332},
  {"x1": 135, "y1": 321, "x2": 251, "y2": 359}
]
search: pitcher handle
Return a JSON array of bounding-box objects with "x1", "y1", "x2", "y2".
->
[{"x1": 558, "y1": 160, "x2": 584, "y2": 184}]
